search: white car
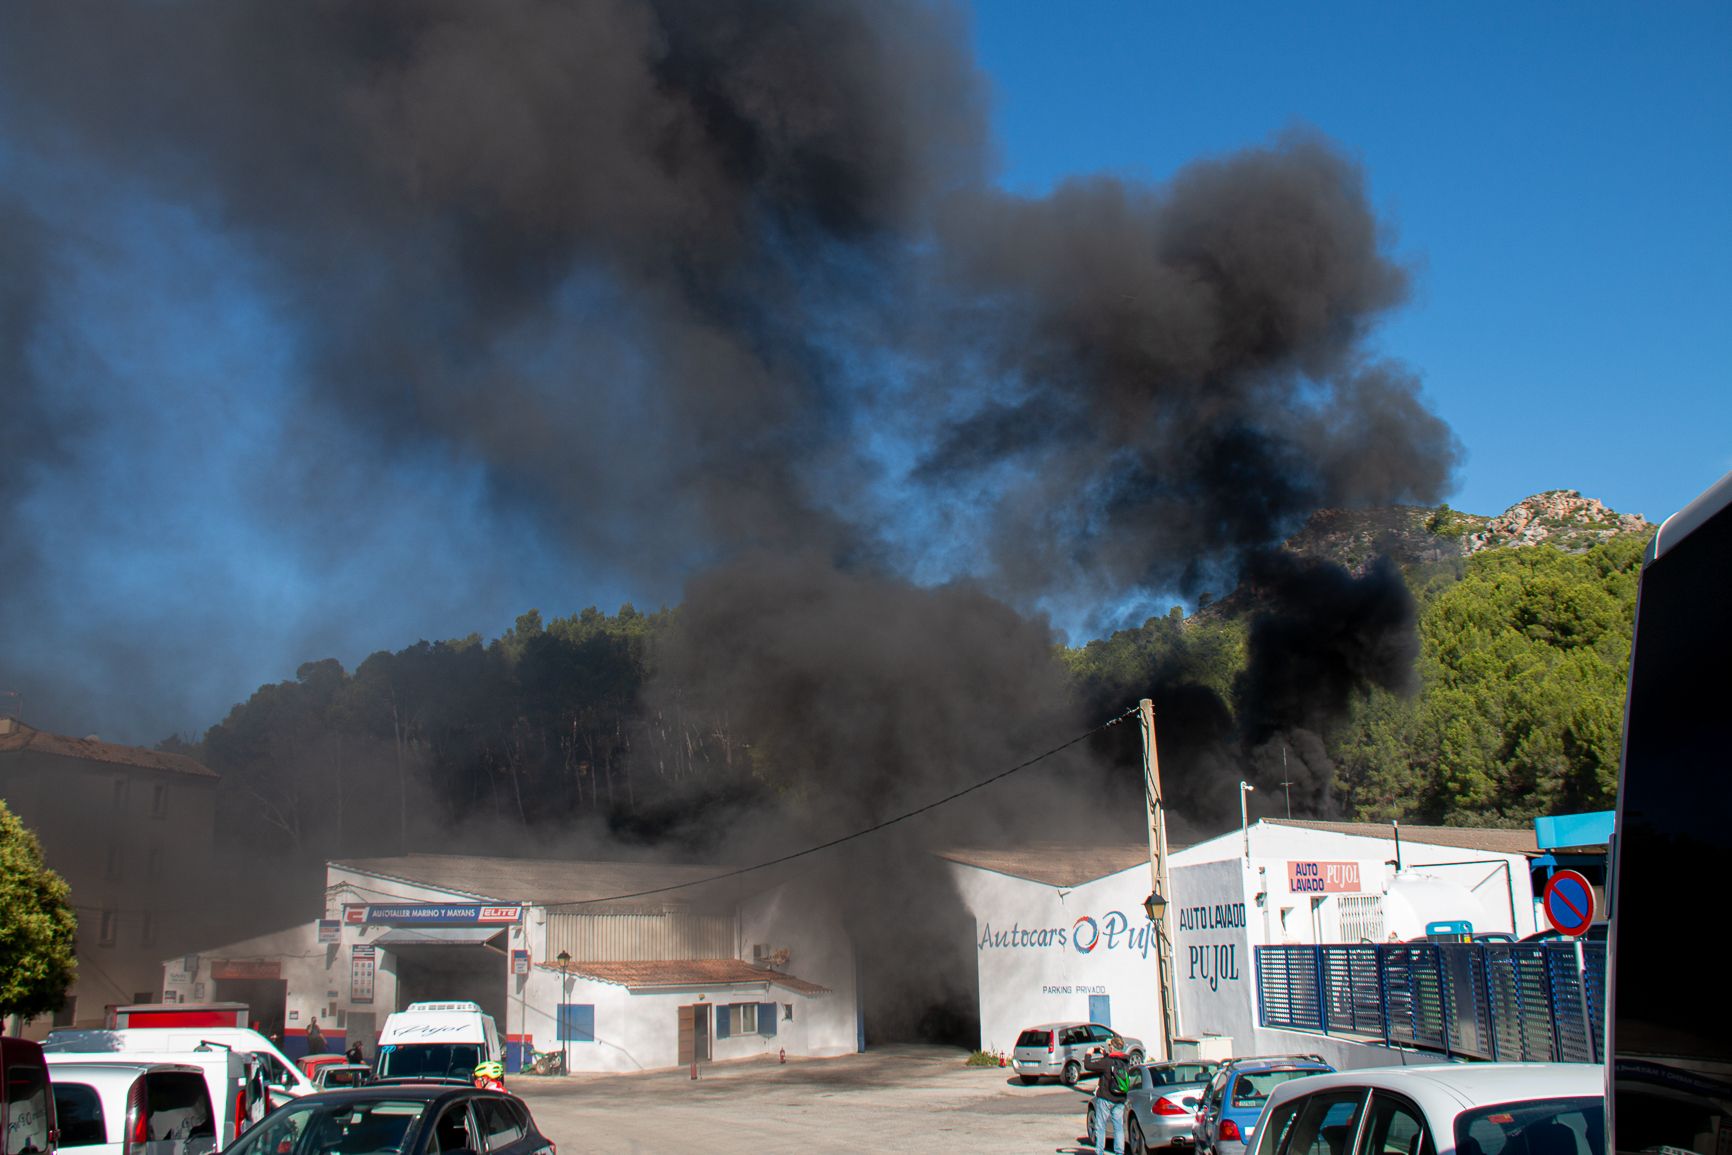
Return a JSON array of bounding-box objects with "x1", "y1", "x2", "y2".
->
[
  {"x1": 49, "y1": 1060, "x2": 221, "y2": 1155},
  {"x1": 1248, "y1": 1063, "x2": 1604, "y2": 1155}
]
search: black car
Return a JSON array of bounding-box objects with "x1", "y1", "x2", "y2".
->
[{"x1": 220, "y1": 1084, "x2": 553, "y2": 1155}]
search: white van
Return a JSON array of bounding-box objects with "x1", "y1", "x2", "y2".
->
[
  {"x1": 43, "y1": 1030, "x2": 313, "y2": 1100},
  {"x1": 374, "y1": 1002, "x2": 502, "y2": 1085},
  {"x1": 49, "y1": 1061, "x2": 219, "y2": 1155},
  {"x1": 45, "y1": 1051, "x2": 266, "y2": 1150}
]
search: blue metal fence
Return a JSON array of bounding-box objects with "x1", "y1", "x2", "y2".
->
[{"x1": 1256, "y1": 942, "x2": 1605, "y2": 1062}]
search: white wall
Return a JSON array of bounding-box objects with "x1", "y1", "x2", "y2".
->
[
  {"x1": 738, "y1": 878, "x2": 860, "y2": 1057},
  {"x1": 523, "y1": 971, "x2": 831, "y2": 1073},
  {"x1": 949, "y1": 863, "x2": 1168, "y2": 1061}
]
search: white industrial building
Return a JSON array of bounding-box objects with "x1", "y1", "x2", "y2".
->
[
  {"x1": 165, "y1": 853, "x2": 859, "y2": 1072},
  {"x1": 947, "y1": 819, "x2": 1542, "y2": 1068}
]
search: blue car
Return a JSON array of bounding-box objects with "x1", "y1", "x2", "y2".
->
[{"x1": 1193, "y1": 1057, "x2": 1334, "y2": 1155}]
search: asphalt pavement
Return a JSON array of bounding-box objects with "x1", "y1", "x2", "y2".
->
[{"x1": 513, "y1": 1043, "x2": 1111, "y2": 1153}]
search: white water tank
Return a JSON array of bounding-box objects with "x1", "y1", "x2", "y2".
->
[{"x1": 1380, "y1": 871, "x2": 1493, "y2": 941}]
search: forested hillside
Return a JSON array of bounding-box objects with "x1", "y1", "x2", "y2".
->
[{"x1": 183, "y1": 492, "x2": 1651, "y2": 875}]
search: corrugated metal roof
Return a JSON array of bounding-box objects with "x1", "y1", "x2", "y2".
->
[
  {"x1": 936, "y1": 844, "x2": 1153, "y2": 888},
  {"x1": 1264, "y1": 819, "x2": 1539, "y2": 856},
  {"x1": 554, "y1": 958, "x2": 829, "y2": 996},
  {"x1": 0, "y1": 720, "x2": 218, "y2": 779},
  {"x1": 331, "y1": 853, "x2": 740, "y2": 910}
]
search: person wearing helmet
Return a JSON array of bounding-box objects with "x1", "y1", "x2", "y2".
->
[{"x1": 472, "y1": 1060, "x2": 506, "y2": 1091}]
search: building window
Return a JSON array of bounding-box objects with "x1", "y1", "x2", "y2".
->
[
  {"x1": 52, "y1": 999, "x2": 77, "y2": 1029},
  {"x1": 150, "y1": 784, "x2": 168, "y2": 818},
  {"x1": 142, "y1": 912, "x2": 157, "y2": 946},
  {"x1": 106, "y1": 844, "x2": 123, "y2": 880},
  {"x1": 113, "y1": 778, "x2": 129, "y2": 811},
  {"x1": 1338, "y1": 895, "x2": 1385, "y2": 944},
  {"x1": 784, "y1": 1003, "x2": 793, "y2": 1022},
  {"x1": 556, "y1": 1004, "x2": 594, "y2": 1043},
  {"x1": 98, "y1": 910, "x2": 118, "y2": 947}
]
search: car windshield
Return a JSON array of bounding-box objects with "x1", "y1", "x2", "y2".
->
[
  {"x1": 1454, "y1": 1097, "x2": 1604, "y2": 1155},
  {"x1": 225, "y1": 1099, "x2": 428, "y2": 1155},
  {"x1": 1233, "y1": 1070, "x2": 1319, "y2": 1108},
  {"x1": 376, "y1": 1044, "x2": 481, "y2": 1082},
  {"x1": 1015, "y1": 1030, "x2": 1051, "y2": 1049},
  {"x1": 1149, "y1": 1063, "x2": 1216, "y2": 1087}
]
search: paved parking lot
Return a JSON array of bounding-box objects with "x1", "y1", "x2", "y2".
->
[{"x1": 513, "y1": 1043, "x2": 1109, "y2": 1154}]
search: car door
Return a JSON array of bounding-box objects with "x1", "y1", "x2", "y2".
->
[
  {"x1": 1257, "y1": 1089, "x2": 1368, "y2": 1155},
  {"x1": 425, "y1": 1099, "x2": 480, "y2": 1155},
  {"x1": 1354, "y1": 1092, "x2": 1433, "y2": 1155},
  {"x1": 471, "y1": 1098, "x2": 536, "y2": 1155}
]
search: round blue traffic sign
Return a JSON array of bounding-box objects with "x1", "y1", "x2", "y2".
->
[{"x1": 1542, "y1": 869, "x2": 1596, "y2": 936}]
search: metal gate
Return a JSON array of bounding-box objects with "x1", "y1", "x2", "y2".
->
[{"x1": 1256, "y1": 941, "x2": 1605, "y2": 1062}]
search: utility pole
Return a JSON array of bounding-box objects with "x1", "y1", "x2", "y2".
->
[
  {"x1": 1240, "y1": 782, "x2": 1256, "y2": 858},
  {"x1": 1138, "y1": 699, "x2": 1178, "y2": 1059},
  {"x1": 1280, "y1": 746, "x2": 1293, "y2": 819}
]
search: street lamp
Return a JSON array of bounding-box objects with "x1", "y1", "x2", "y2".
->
[
  {"x1": 556, "y1": 951, "x2": 572, "y2": 1075},
  {"x1": 1142, "y1": 890, "x2": 1168, "y2": 923},
  {"x1": 1239, "y1": 781, "x2": 1256, "y2": 859}
]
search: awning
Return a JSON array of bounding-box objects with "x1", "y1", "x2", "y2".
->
[{"x1": 373, "y1": 927, "x2": 506, "y2": 949}]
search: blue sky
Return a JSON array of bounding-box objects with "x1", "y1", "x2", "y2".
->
[
  {"x1": 970, "y1": 1, "x2": 1732, "y2": 522},
  {"x1": 2, "y1": 2, "x2": 1727, "y2": 743}
]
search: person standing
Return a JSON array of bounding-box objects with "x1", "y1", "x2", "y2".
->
[
  {"x1": 305, "y1": 1018, "x2": 326, "y2": 1056},
  {"x1": 1090, "y1": 1036, "x2": 1133, "y2": 1155}
]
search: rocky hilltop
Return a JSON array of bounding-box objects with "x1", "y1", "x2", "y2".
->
[{"x1": 1282, "y1": 490, "x2": 1653, "y2": 574}]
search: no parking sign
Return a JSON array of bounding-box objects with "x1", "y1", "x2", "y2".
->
[{"x1": 1541, "y1": 869, "x2": 1596, "y2": 936}]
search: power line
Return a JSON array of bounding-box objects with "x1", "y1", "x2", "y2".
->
[{"x1": 543, "y1": 706, "x2": 1138, "y2": 910}]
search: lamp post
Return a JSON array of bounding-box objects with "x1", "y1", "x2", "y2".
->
[
  {"x1": 1138, "y1": 700, "x2": 1178, "y2": 1059},
  {"x1": 556, "y1": 950, "x2": 571, "y2": 1075}
]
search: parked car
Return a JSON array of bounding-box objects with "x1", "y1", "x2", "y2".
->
[
  {"x1": 1247, "y1": 1062, "x2": 1603, "y2": 1155},
  {"x1": 49, "y1": 1060, "x2": 219, "y2": 1155},
  {"x1": 1, "y1": 1036, "x2": 56, "y2": 1155},
  {"x1": 1084, "y1": 1059, "x2": 1220, "y2": 1153},
  {"x1": 311, "y1": 1064, "x2": 372, "y2": 1090},
  {"x1": 1011, "y1": 1023, "x2": 1146, "y2": 1086},
  {"x1": 46, "y1": 1049, "x2": 269, "y2": 1148},
  {"x1": 45, "y1": 1028, "x2": 314, "y2": 1099},
  {"x1": 1193, "y1": 1057, "x2": 1334, "y2": 1155},
  {"x1": 216, "y1": 1085, "x2": 553, "y2": 1155},
  {"x1": 1519, "y1": 925, "x2": 1609, "y2": 945}
]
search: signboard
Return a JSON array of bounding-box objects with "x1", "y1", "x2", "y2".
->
[
  {"x1": 344, "y1": 903, "x2": 524, "y2": 926},
  {"x1": 318, "y1": 919, "x2": 341, "y2": 944},
  {"x1": 1542, "y1": 869, "x2": 1597, "y2": 936},
  {"x1": 211, "y1": 959, "x2": 282, "y2": 981},
  {"x1": 511, "y1": 950, "x2": 531, "y2": 976},
  {"x1": 350, "y1": 944, "x2": 376, "y2": 1005},
  {"x1": 1287, "y1": 861, "x2": 1363, "y2": 894}
]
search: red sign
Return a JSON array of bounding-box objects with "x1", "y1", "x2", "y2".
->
[
  {"x1": 1287, "y1": 861, "x2": 1364, "y2": 894},
  {"x1": 211, "y1": 959, "x2": 282, "y2": 981},
  {"x1": 1542, "y1": 870, "x2": 1597, "y2": 936}
]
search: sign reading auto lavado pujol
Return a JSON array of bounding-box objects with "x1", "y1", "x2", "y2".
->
[{"x1": 1287, "y1": 861, "x2": 1364, "y2": 894}]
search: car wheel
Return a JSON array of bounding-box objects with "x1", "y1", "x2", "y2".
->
[
  {"x1": 1129, "y1": 1049, "x2": 1145, "y2": 1065},
  {"x1": 1062, "y1": 1060, "x2": 1081, "y2": 1087},
  {"x1": 1128, "y1": 1115, "x2": 1147, "y2": 1153}
]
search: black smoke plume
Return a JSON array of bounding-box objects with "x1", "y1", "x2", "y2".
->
[{"x1": 2, "y1": 1, "x2": 1457, "y2": 1039}]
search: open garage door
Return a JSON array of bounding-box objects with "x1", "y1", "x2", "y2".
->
[{"x1": 375, "y1": 928, "x2": 508, "y2": 1026}]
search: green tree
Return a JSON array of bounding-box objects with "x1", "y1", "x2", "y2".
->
[{"x1": 0, "y1": 800, "x2": 77, "y2": 1020}]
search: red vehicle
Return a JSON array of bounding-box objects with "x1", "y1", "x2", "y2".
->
[
  {"x1": 297, "y1": 1054, "x2": 349, "y2": 1080},
  {"x1": 105, "y1": 1004, "x2": 250, "y2": 1030}
]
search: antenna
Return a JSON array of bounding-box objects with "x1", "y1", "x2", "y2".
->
[{"x1": 1279, "y1": 745, "x2": 1294, "y2": 819}]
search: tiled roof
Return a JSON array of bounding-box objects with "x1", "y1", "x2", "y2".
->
[
  {"x1": 332, "y1": 853, "x2": 741, "y2": 910},
  {"x1": 552, "y1": 958, "x2": 829, "y2": 996},
  {"x1": 0, "y1": 720, "x2": 218, "y2": 779},
  {"x1": 936, "y1": 844, "x2": 1155, "y2": 888},
  {"x1": 1265, "y1": 819, "x2": 1538, "y2": 856}
]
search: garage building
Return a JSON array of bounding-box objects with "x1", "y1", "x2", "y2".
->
[{"x1": 166, "y1": 853, "x2": 859, "y2": 1072}]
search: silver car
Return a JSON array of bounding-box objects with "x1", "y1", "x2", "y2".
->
[
  {"x1": 1084, "y1": 1060, "x2": 1220, "y2": 1153},
  {"x1": 1012, "y1": 1022, "x2": 1147, "y2": 1087}
]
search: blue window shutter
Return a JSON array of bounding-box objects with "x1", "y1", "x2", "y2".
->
[
  {"x1": 558, "y1": 1004, "x2": 595, "y2": 1043},
  {"x1": 759, "y1": 1003, "x2": 776, "y2": 1038},
  {"x1": 715, "y1": 1005, "x2": 730, "y2": 1039}
]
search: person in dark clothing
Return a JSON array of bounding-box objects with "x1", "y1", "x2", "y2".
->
[
  {"x1": 345, "y1": 1042, "x2": 364, "y2": 1064},
  {"x1": 305, "y1": 1019, "x2": 325, "y2": 1055},
  {"x1": 1089, "y1": 1037, "x2": 1133, "y2": 1155}
]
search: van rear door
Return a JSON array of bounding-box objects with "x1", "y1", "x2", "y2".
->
[{"x1": 2, "y1": 1037, "x2": 57, "y2": 1155}]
